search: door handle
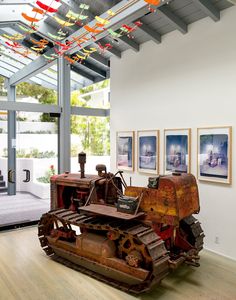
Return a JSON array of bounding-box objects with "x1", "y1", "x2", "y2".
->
[
  {"x1": 23, "y1": 169, "x2": 30, "y2": 183},
  {"x1": 8, "y1": 169, "x2": 15, "y2": 183}
]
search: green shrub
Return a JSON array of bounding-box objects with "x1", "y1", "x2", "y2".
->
[{"x1": 37, "y1": 165, "x2": 56, "y2": 183}]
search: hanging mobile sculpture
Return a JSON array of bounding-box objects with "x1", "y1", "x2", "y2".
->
[{"x1": 1, "y1": 0, "x2": 163, "y2": 63}]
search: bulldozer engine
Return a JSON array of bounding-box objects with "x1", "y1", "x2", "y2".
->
[{"x1": 38, "y1": 157, "x2": 204, "y2": 294}]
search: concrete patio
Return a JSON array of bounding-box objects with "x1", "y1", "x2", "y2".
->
[{"x1": 0, "y1": 192, "x2": 49, "y2": 227}]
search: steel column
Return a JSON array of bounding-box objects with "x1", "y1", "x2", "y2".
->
[
  {"x1": 58, "y1": 56, "x2": 71, "y2": 173},
  {"x1": 7, "y1": 82, "x2": 16, "y2": 195}
]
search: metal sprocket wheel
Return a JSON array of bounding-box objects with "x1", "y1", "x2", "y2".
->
[{"x1": 118, "y1": 235, "x2": 152, "y2": 268}]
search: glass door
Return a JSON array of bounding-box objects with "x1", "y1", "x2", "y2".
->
[
  {"x1": 0, "y1": 110, "x2": 9, "y2": 228},
  {"x1": 0, "y1": 111, "x2": 58, "y2": 228},
  {"x1": 0, "y1": 110, "x2": 8, "y2": 195}
]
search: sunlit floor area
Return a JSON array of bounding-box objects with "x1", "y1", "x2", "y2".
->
[
  {"x1": 0, "y1": 192, "x2": 49, "y2": 227},
  {"x1": 0, "y1": 226, "x2": 236, "y2": 300}
]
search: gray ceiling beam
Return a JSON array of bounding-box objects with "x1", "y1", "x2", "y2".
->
[
  {"x1": 0, "y1": 0, "x2": 31, "y2": 4},
  {"x1": 71, "y1": 64, "x2": 95, "y2": 82},
  {"x1": 0, "y1": 60, "x2": 18, "y2": 73},
  {"x1": 59, "y1": 0, "x2": 122, "y2": 59},
  {"x1": 63, "y1": 0, "x2": 140, "y2": 53},
  {"x1": 78, "y1": 61, "x2": 107, "y2": 78},
  {"x1": 0, "y1": 53, "x2": 25, "y2": 67},
  {"x1": 0, "y1": 54, "x2": 58, "y2": 90},
  {"x1": 28, "y1": 76, "x2": 57, "y2": 90},
  {"x1": 193, "y1": 0, "x2": 220, "y2": 21},
  {"x1": 96, "y1": 40, "x2": 122, "y2": 58},
  {"x1": 0, "y1": 22, "x2": 16, "y2": 28},
  {"x1": 136, "y1": 22, "x2": 161, "y2": 44},
  {"x1": 0, "y1": 9, "x2": 22, "y2": 23},
  {"x1": 0, "y1": 59, "x2": 57, "y2": 89},
  {"x1": 66, "y1": 0, "x2": 169, "y2": 55},
  {"x1": 0, "y1": 67, "x2": 12, "y2": 78},
  {"x1": 88, "y1": 52, "x2": 109, "y2": 68},
  {"x1": 0, "y1": 7, "x2": 58, "y2": 43},
  {"x1": 7, "y1": 0, "x2": 169, "y2": 84},
  {"x1": 0, "y1": 51, "x2": 82, "y2": 90},
  {"x1": 71, "y1": 106, "x2": 109, "y2": 117},
  {"x1": 75, "y1": 49, "x2": 110, "y2": 68},
  {"x1": 106, "y1": 47, "x2": 121, "y2": 58},
  {"x1": 2, "y1": 21, "x2": 108, "y2": 83},
  {"x1": 0, "y1": 28, "x2": 89, "y2": 88},
  {"x1": 157, "y1": 5, "x2": 188, "y2": 34},
  {"x1": 118, "y1": 35, "x2": 140, "y2": 52},
  {"x1": 0, "y1": 100, "x2": 61, "y2": 113},
  {"x1": 0, "y1": 29, "x2": 59, "y2": 82},
  {"x1": 105, "y1": 46, "x2": 122, "y2": 58},
  {"x1": 0, "y1": 0, "x2": 60, "y2": 38},
  {"x1": 8, "y1": 48, "x2": 56, "y2": 86}
]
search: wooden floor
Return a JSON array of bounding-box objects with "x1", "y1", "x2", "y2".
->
[{"x1": 0, "y1": 227, "x2": 236, "y2": 300}]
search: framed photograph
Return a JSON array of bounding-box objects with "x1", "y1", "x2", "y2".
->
[
  {"x1": 164, "y1": 128, "x2": 191, "y2": 174},
  {"x1": 197, "y1": 126, "x2": 232, "y2": 184},
  {"x1": 116, "y1": 131, "x2": 134, "y2": 171},
  {"x1": 137, "y1": 130, "x2": 159, "y2": 174}
]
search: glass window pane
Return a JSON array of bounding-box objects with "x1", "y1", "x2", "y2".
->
[
  {"x1": 71, "y1": 79, "x2": 110, "y2": 109},
  {"x1": 0, "y1": 110, "x2": 7, "y2": 191},
  {"x1": 71, "y1": 116, "x2": 110, "y2": 174},
  {"x1": 16, "y1": 111, "x2": 58, "y2": 200},
  {"x1": 16, "y1": 65, "x2": 57, "y2": 104},
  {"x1": 0, "y1": 76, "x2": 7, "y2": 100}
]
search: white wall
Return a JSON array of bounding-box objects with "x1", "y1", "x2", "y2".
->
[{"x1": 110, "y1": 7, "x2": 236, "y2": 260}]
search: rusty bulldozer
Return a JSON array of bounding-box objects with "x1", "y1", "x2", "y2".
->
[{"x1": 38, "y1": 153, "x2": 204, "y2": 293}]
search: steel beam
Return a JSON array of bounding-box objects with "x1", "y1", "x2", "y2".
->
[
  {"x1": 58, "y1": 57, "x2": 71, "y2": 173},
  {"x1": 118, "y1": 35, "x2": 140, "y2": 52},
  {"x1": 66, "y1": 0, "x2": 153, "y2": 55},
  {"x1": 0, "y1": 61, "x2": 19, "y2": 73},
  {"x1": 0, "y1": 67, "x2": 11, "y2": 78},
  {"x1": 8, "y1": 49, "x2": 56, "y2": 86},
  {"x1": 0, "y1": 56, "x2": 57, "y2": 90},
  {"x1": 6, "y1": 0, "x2": 169, "y2": 84},
  {"x1": 136, "y1": 22, "x2": 161, "y2": 44},
  {"x1": 60, "y1": 1, "x2": 122, "y2": 59},
  {"x1": 6, "y1": 82, "x2": 16, "y2": 195},
  {"x1": 193, "y1": 0, "x2": 220, "y2": 21},
  {"x1": 0, "y1": 5, "x2": 59, "y2": 41},
  {"x1": 0, "y1": 10, "x2": 109, "y2": 68},
  {"x1": 0, "y1": 0, "x2": 31, "y2": 4},
  {"x1": 0, "y1": 22, "x2": 16, "y2": 28},
  {"x1": 0, "y1": 64, "x2": 57, "y2": 90},
  {"x1": 71, "y1": 65, "x2": 95, "y2": 82},
  {"x1": 157, "y1": 5, "x2": 188, "y2": 34},
  {"x1": 71, "y1": 106, "x2": 110, "y2": 117},
  {"x1": 0, "y1": 32, "x2": 88, "y2": 89},
  {"x1": 78, "y1": 60, "x2": 107, "y2": 79},
  {"x1": 9, "y1": 20, "x2": 110, "y2": 68},
  {"x1": 96, "y1": 40, "x2": 122, "y2": 58},
  {"x1": 0, "y1": 100, "x2": 61, "y2": 113},
  {"x1": 84, "y1": 51, "x2": 110, "y2": 68}
]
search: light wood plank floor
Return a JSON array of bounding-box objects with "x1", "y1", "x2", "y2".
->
[{"x1": 0, "y1": 226, "x2": 236, "y2": 300}]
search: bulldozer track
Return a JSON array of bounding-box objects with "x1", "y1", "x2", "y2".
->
[
  {"x1": 181, "y1": 215, "x2": 205, "y2": 252},
  {"x1": 38, "y1": 208, "x2": 170, "y2": 293}
]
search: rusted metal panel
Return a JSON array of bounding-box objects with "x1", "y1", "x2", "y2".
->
[
  {"x1": 52, "y1": 173, "x2": 100, "y2": 188},
  {"x1": 80, "y1": 204, "x2": 144, "y2": 220},
  {"x1": 125, "y1": 173, "x2": 200, "y2": 224},
  {"x1": 168, "y1": 174, "x2": 200, "y2": 219}
]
